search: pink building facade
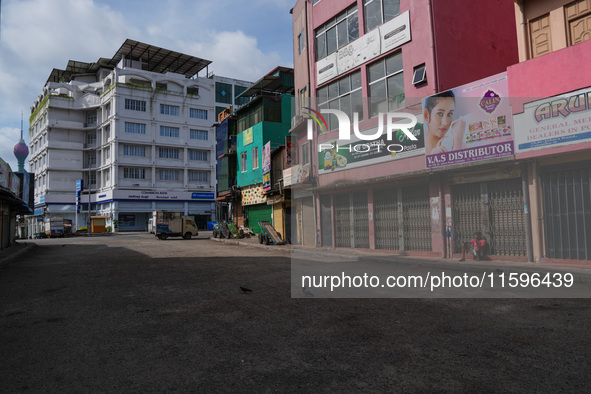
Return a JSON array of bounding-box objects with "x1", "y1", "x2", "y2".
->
[
  {"x1": 289, "y1": 0, "x2": 526, "y2": 260},
  {"x1": 508, "y1": 0, "x2": 591, "y2": 262}
]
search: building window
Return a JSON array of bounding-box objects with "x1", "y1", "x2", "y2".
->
[
  {"x1": 86, "y1": 113, "x2": 97, "y2": 126},
  {"x1": 89, "y1": 172, "x2": 96, "y2": 185},
  {"x1": 160, "y1": 104, "x2": 179, "y2": 116},
  {"x1": 315, "y1": 4, "x2": 359, "y2": 61},
  {"x1": 317, "y1": 70, "x2": 363, "y2": 131},
  {"x1": 123, "y1": 168, "x2": 145, "y2": 179},
  {"x1": 363, "y1": 0, "x2": 400, "y2": 33},
  {"x1": 190, "y1": 108, "x2": 208, "y2": 119},
  {"x1": 159, "y1": 169, "x2": 179, "y2": 181},
  {"x1": 565, "y1": 0, "x2": 591, "y2": 46},
  {"x1": 158, "y1": 147, "x2": 180, "y2": 159},
  {"x1": 189, "y1": 170, "x2": 209, "y2": 182},
  {"x1": 189, "y1": 150, "x2": 208, "y2": 161},
  {"x1": 160, "y1": 126, "x2": 180, "y2": 138},
  {"x1": 235, "y1": 85, "x2": 249, "y2": 106},
  {"x1": 190, "y1": 129, "x2": 208, "y2": 140},
  {"x1": 298, "y1": 29, "x2": 306, "y2": 55},
  {"x1": 299, "y1": 86, "x2": 308, "y2": 112},
  {"x1": 241, "y1": 151, "x2": 247, "y2": 173},
  {"x1": 302, "y1": 142, "x2": 310, "y2": 165},
  {"x1": 252, "y1": 147, "x2": 259, "y2": 169},
  {"x1": 125, "y1": 99, "x2": 146, "y2": 112},
  {"x1": 86, "y1": 133, "x2": 96, "y2": 146},
  {"x1": 368, "y1": 51, "x2": 404, "y2": 117},
  {"x1": 123, "y1": 145, "x2": 145, "y2": 156},
  {"x1": 529, "y1": 14, "x2": 552, "y2": 58},
  {"x1": 105, "y1": 147, "x2": 110, "y2": 160},
  {"x1": 105, "y1": 169, "x2": 110, "y2": 182},
  {"x1": 124, "y1": 122, "x2": 146, "y2": 134},
  {"x1": 216, "y1": 82, "x2": 233, "y2": 104}
]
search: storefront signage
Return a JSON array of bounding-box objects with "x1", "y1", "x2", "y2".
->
[
  {"x1": 316, "y1": 11, "x2": 411, "y2": 86},
  {"x1": 451, "y1": 165, "x2": 521, "y2": 185},
  {"x1": 0, "y1": 158, "x2": 10, "y2": 188},
  {"x1": 379, "y1": 11, "x2": 411, "y2": 53},
  {"x1": 316, "y1": 53, "x2": 338, "y2": 85},
  {"x1": 284, "y1": 164, "x2": 310, "y2": 185},
  {"x1": 423, "y1": 72, "x2": 514, "y2": 168},
  {"x1": 318, "y1": 118, "x2": 425, "y2": 174},
  {"x1": 262, "y1": 142, "x2": 271, "y2": 192},
  {"x1": 9, "y1": 173, "x2": 21, "y2": 196},
  {"x1": 243, "y1": 127, "x2": 254, "y2": 146},
  {"x1": 286, "y1": 136, "x2": 294, "y2": 164},
  {"x1": 336, "y1": 28, "x2": 381, "y2": 76},
  {"x1": 241, "y1": 184, "x2": 267, "y2": 205},
  {"x1": 95, "y1": 190, "x2": 215, "y2": 202},
  {"x1": 514, "y1": 86, "x2": 591, "y2": 153}
]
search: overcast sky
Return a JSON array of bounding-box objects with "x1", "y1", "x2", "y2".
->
[{"x1": 0, "y1": 0, "x2": 295, "y2": 170}]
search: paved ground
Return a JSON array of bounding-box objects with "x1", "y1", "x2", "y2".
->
[{"x1": 1, "y1": 232, "x2": 590, "y2": 392}]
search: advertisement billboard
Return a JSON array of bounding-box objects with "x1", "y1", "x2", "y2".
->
[
  {"x1": 423, "y1": 72, "x2": 514, "y2": 168},
  {"x1": 514, "y1": 86, "x2": 591, "y2": 153}
]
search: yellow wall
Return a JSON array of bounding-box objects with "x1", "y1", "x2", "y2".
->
[{"x1": 272, "y1": 203, "x2": 284, "y2": 238}]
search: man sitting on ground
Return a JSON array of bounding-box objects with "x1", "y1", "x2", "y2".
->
[{"x1": 459, "y1": 231, "x2": 486, "y2": 261}]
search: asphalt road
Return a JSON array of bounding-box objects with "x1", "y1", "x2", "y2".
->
[{"x1": 1, "y1": 232, "x2": 590, "y2": 392}]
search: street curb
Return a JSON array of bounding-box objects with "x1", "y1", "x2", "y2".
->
[
  {"x1": 208, "y1": 237, "x2": 591, "y2": 273},
  {"x1": 0, "y1": 243, "x2": 37, "y2": 268}
]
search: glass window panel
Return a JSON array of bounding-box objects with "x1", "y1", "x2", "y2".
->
[
  {"x1": 348, "y1": 11, "x2": 359, "y2": 42},
  {"x1": 326, "y1": 26, "x2": 337, "y2": 55},
  {"x1": 316, "y1": 34, "x2": 327, "y2": 60},
  {"x1": 383, "y1": 0, "x2": 400, "y2": 22},
  {"x1": 338, "y1": 77, "x2": 350, "y2": 95},
  {"x1": 351, "y1": 89, "x2": 364, "y2": 121},
  {"x1": 364, "y1": 0, "x2": 382, "y2": 32},
  {"x1": 328, "y1": 99, "x2": 340, "y2": 131},
  {"x1": 386, "y1": 52, "x2": 403, "y2": 74},
  {"x1": 318, "y1": 86, "x2": 328, "y2": 103},
  {"x1": 340, "y1": 95, "x2": 352, "y2": 120},
  {"x1": 328, "y1": 82, "x2": 339, "y2": 100},
  {"x1": 368, "y1": 60, "x2": 385, "y2": 83},
  {"x1": 387, "y1": 73, "x2": 405, "y2": 110},
  {"x1": 337, "y1": 20, "x2": 348, "y2": 48},
  {"x1": 369, "y1": 80, "x2": 387, "y2": 117},
  {"x1": 351, "y1": 70, "x2": 362, "y2": 90}
]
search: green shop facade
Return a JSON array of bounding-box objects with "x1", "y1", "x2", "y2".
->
[{"x1": 235, "y1": 67, "x2": 294, "y2": 234}]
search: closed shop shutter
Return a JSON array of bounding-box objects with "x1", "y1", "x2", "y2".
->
[
  {"x1": 374, "y1": 188, "x2": 399, "y2": 250},
  {"x1": 334, "y1": 194, "x2": 351, "y2": 248},
  {"x1": 334, "y1": 191, "x2": 369, "y2": 249},
  {"x1": 453, "y1": 178, "x2": 526, "y2": 256},
  {"x1": 402, "y1": 185, "x2": 431, "y2": 251},
  {"x1": 541, "y1": 166, "x2": 591, "y2": 260},
  {"x1": 302, "y1": 197, "x2": 315, "y2": 246},
  {"x1": 320, "y1": 195, "x2": 333, "y2": 247},
  {"x1": 246, "y1": 204, "x2": 272, "y2": 234}
]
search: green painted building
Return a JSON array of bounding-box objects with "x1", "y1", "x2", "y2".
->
[{"x1": 235, "y1": 67, "x2": 294, "y2": 233}]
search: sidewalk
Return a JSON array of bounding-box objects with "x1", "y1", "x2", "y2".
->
[
  {"x1": 210, "y1": 236, "x2": 591, "y2": 273},
  {"x1": 0, "y1": 241, "x2": 36, "y2": 268}
]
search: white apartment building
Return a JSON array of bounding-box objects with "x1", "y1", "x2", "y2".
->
[{"x1": 27, "y1": 39, "x2": 250, "y2": 233}]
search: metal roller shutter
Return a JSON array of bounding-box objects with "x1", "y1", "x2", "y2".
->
[
  {"x1": 402, "y1": 185, "x2": 432, "y2": 251},
  {"x1": 246, "y1": 204, "x2": 272, "y2": 234},
  {"x1": 542, "y1": 167, "x2": 591, "y2": 260},
  {"x1": 374, "y1": 188, "x2": 399, "y2": 250}
]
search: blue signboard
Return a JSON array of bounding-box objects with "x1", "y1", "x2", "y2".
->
[
  {"x1": 34, "y1": 208, "x2": 44, "y2": 216},
  {"x1": 40, "y1": 195, "x2": 45, "y2": 204},
  {"x1": 191, "y1": 192, "x2": 215, "y2": 200},
  {"x1": 76, "y1": 179, "x2": 84, "y2": 192}
]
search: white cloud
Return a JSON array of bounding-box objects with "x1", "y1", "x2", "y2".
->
[{"x1": 0, "y1": 0, "x2": 294, "y2": 167}]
